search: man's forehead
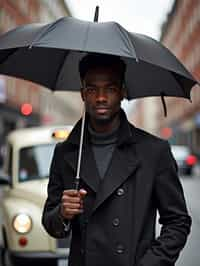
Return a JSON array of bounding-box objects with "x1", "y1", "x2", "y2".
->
[{"x1": 84, "y1": 67, "x2": 121, "y2": 82}]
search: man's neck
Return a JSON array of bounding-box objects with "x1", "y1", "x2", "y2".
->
[{"x1": 90, "y1": 114, "x2": 120, "y2": 133}]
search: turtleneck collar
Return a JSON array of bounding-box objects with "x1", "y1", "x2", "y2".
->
[
  {"x1": 88, "y1": 119, "x2": 120, "y2": 145},
  {"x1": 66, "y1": 109, "x2": 136, "y2": 147}
]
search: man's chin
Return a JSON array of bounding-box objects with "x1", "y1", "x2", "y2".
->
[{"x1": 93, "y1": 114, "x2": 112, "y2": 124}]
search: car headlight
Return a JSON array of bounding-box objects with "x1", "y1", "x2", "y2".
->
[{"x1": 13, "y1": 214, "x2": 32, "y2": 234}]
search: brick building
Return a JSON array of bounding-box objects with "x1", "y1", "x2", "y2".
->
[
  {"x1": 0, "y1": 1, "x2": 82, "y2": 150},
  {"x1": 157, "y1": 0, "x2": 200, "y2": 151},
  {"x1": 131, "y1": 0, "x2": 200, "y2": 153}
]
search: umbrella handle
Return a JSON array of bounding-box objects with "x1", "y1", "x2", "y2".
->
[{"x1": 73, "y1": 177, "x2": 80, "y2": 190}]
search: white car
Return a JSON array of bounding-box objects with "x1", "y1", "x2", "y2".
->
[{"x1": 0, "y1": 125, "x2": 72, "y2": 266}]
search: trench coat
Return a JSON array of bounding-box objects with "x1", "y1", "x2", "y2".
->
[{"x1": 42, "y1": 110, "x2": 191, "y2": 266}]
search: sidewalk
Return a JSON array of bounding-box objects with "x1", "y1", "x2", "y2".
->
[{"x1": 181, "y1": 177, "x2": 200, "y2": 225}]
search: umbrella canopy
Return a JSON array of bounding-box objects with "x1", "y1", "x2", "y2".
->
[{"x1": 0, "y1": 16, "x2": 198, "y2": 101}]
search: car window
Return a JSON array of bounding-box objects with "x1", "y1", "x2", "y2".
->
[
  {"x1": 19, "y1": 144, "x2": 55, "y2": 182},
  {"x1": 171, "y1": 146, "x2": 190, "y2": 161}
]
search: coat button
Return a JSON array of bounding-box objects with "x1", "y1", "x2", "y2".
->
[
  {"x1": 117, "y1": 188, "x2": 124, "y2": 196},
  {"x1": 112, "y1": 218, "x2": 120, "y2": 226},
  {"x1": 81, "y1": 248, "x2": 85, "y2": 255},
  {"x1": 116, "y1": 244, "x2": 125, "y2": 254}
]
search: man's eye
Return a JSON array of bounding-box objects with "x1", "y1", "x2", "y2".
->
[
  {"x1": 106, "y1": 87, "x2": 117, "y2": 93},
  {"x1": 86, "y1": 87, "x2": 96, "y2": 94}
]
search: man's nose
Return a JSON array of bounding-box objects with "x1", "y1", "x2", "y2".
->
[{"x1": 96, "y1": 88, "x2": 107, "y2": 101}]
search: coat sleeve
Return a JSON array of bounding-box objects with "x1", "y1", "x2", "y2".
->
[
  {"x1": 42, "y1": 143, "x2": 71, "y2": 238},
  {"x1": 138, "y1": 141, "x2": 192, "y2": 266}
]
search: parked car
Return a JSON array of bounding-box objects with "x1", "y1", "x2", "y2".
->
[
  {"x1": 170, "y1": 145, "x2": 197, "y2": 176},
  {"x1": 0, "y1": 125, "x2": 72, "y2": 266}
]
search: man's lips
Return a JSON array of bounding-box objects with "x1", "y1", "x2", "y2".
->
[{"x1": 95, "y1": 107, "x2": 109, "y2": 114}]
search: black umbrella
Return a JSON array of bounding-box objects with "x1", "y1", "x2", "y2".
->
[
  {"x1": 0, "y1": 13, "x2": 198, "y2": 99},
  {"x1": 0, "y1": 9, "x2": 198, "y2": 188}
]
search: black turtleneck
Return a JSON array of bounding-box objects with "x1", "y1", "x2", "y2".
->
[{"x1": 88, "y1": 121, "x2": 120, "y2": 179}]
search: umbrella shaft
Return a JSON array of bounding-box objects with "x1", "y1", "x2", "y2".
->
[{"x1": 75, "y1": 107, "x2": 86, "y2": 186}]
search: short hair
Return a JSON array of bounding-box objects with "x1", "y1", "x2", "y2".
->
[{"x1": 79, "y1": 53, "x2": 126, "y2": 84}]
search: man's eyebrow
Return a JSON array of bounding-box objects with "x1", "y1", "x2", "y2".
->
[
  {"x1": 84, "y1": 81, "x2": 120, "y2": 86},
  {"x1": 84, "y1": 82, "x2": 97, "y2": 88}
]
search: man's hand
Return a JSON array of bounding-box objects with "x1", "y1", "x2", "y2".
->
[{"x1": 60, "y1": 189, "x2": 87, "y2": 220}]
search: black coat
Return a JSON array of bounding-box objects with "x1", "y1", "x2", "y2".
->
[{"x1": 42, "y1": 111, "x2": 191, "y2": 266}]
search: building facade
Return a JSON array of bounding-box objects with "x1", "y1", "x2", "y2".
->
[
  {"x1": 0, "y1": 1, "x2": 82, "y2": 154},
  {"x1": 131, "y1": 0, "x2": 200, "y2": 153},
  {"x1": 157, "y1": 0, "x2": 200, "y2": 151}
]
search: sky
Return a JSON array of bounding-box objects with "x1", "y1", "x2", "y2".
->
[{"x1": 66, "y1": 0, "x2": 174, "y2": 40}]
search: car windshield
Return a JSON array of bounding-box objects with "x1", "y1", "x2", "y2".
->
[{"x1": 19, "y1": 144, "x2": 55, "y2": 182}]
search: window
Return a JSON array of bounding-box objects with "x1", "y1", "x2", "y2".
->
[{"x1": 19, "y1": 144, "x2": 55, "y2": 182}]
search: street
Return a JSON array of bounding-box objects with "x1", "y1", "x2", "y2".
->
[
  {"x1": 0, "y1": 175, "x2": 199, "y2": 266},
  {"x1": 156, "y1": 175, "x2": 200, "y2": 266},
  {"x1": 176, "y1": 176, "x2": 200, "y2": 266}
]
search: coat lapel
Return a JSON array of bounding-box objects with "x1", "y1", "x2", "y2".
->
[
  {"x1": 63, "y1": 116, "x2": 100, "y2": 193},
  {"x1": 80, "y1": 145, "x2": 101, "y2": 193},
  {"x1": 63, "y1": 109, "x2": 142, "y2": 212},
  {"x1": 64, "y1": 145, "x2": 100, "y2": 193},
  {"x1": 93, "y1": 144, "x2": 141, "y2": 212}
]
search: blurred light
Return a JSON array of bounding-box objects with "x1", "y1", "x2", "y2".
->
[
  {"x1": 161, "y1": 127, "x2": 173, "y2": 139},
  {"x1": 21, "y1": 103, "x2": 33, "y2": 116},
  {"x1": 42, "y1": 114, "x2": 54, "y2": 124},
  {"x1": 13, "y1": 213, "x2": 32, "y2": 234},
  {"x1": 186, "y1": 155, "x2": 197, "y2": 166},
  {"x1": 52, "y1": 130, "x2": 69, "y2": 139},
  {"x1": 18, "y1": 236, "x2": 28, "y2": 247}
]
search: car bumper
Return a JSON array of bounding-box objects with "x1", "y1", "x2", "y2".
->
[
  {"x1": 178, "y1": 165, "x2": 192, "y2": 175},
  {"x1": 8, "y1": 249, "x2": 69, "y2": 266}
]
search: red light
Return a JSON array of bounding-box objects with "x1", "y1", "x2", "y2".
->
[
  {"x1": 186, "y1": 155, "x2": 197, "y2": 166},
  {"x1": 18, "y1": 236, "x2": 28, "y2": 246},
  {"x1": 21, "y1": 103, "x2": 32, "y2": 116},
  {"x1": 161, "y1": 127, "x2": 173, "y2": 139}
]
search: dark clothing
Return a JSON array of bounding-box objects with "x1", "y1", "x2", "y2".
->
[
  {"x1": 42, "y1": 110, "x2": 191, "y2": 266},
  {"x1": 88, "y1": 123, "x2": 119, "y2": 179}
]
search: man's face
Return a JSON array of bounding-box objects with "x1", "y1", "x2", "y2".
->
[{"x1": 81, "y1": 66, "x2": 125, "y2": 126}]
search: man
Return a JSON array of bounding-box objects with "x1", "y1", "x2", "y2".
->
[{"x1": 42, "y1": 54, "x2": 191, "y2": 266}]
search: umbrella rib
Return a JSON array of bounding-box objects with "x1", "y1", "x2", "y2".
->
[
  {"x1": 53, "y1": 49, "x2": 70, "y2": 90},
  {"x1": 0, "y1": 48, "x2": 18, "y2": 65},
  {"x1": 160, "y1": 93, "x2": 167, "y2": 117},
  {"x1": 115, "y1": 24, "x2": 139, "y2": 61},
  {"x1": 83, "y1": 23, "x2": 90, "y2": 51},
  {"x1": 29, "y1": 17, "x2": 64, "y2": 48},
  {"x1": 169, "y1": 70, "x2": 192, "y2": 99}
]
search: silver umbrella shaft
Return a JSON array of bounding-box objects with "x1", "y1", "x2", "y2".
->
[{"x1": 74, "y1": 106, "x2": 86, "y2": 190}]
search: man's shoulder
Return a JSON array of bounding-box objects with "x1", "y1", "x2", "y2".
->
[
  {"x1": 53, "y1": 137, "x2": 75, "y2": 155},
  {"x1": 129, "y1": 123, "x2": 168, "y2": 147}
]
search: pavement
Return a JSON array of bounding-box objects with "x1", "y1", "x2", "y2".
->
[{"x1": 176, "y1": 176, "x2": 200, "y2": 266}]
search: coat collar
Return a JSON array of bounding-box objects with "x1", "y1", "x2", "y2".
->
[
  {"x1": 66, "y1": 109, "x2": 138, "y2": 147},
  {"x1": 63, "y1": 109, "x2": 141, "y2": 205}
]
